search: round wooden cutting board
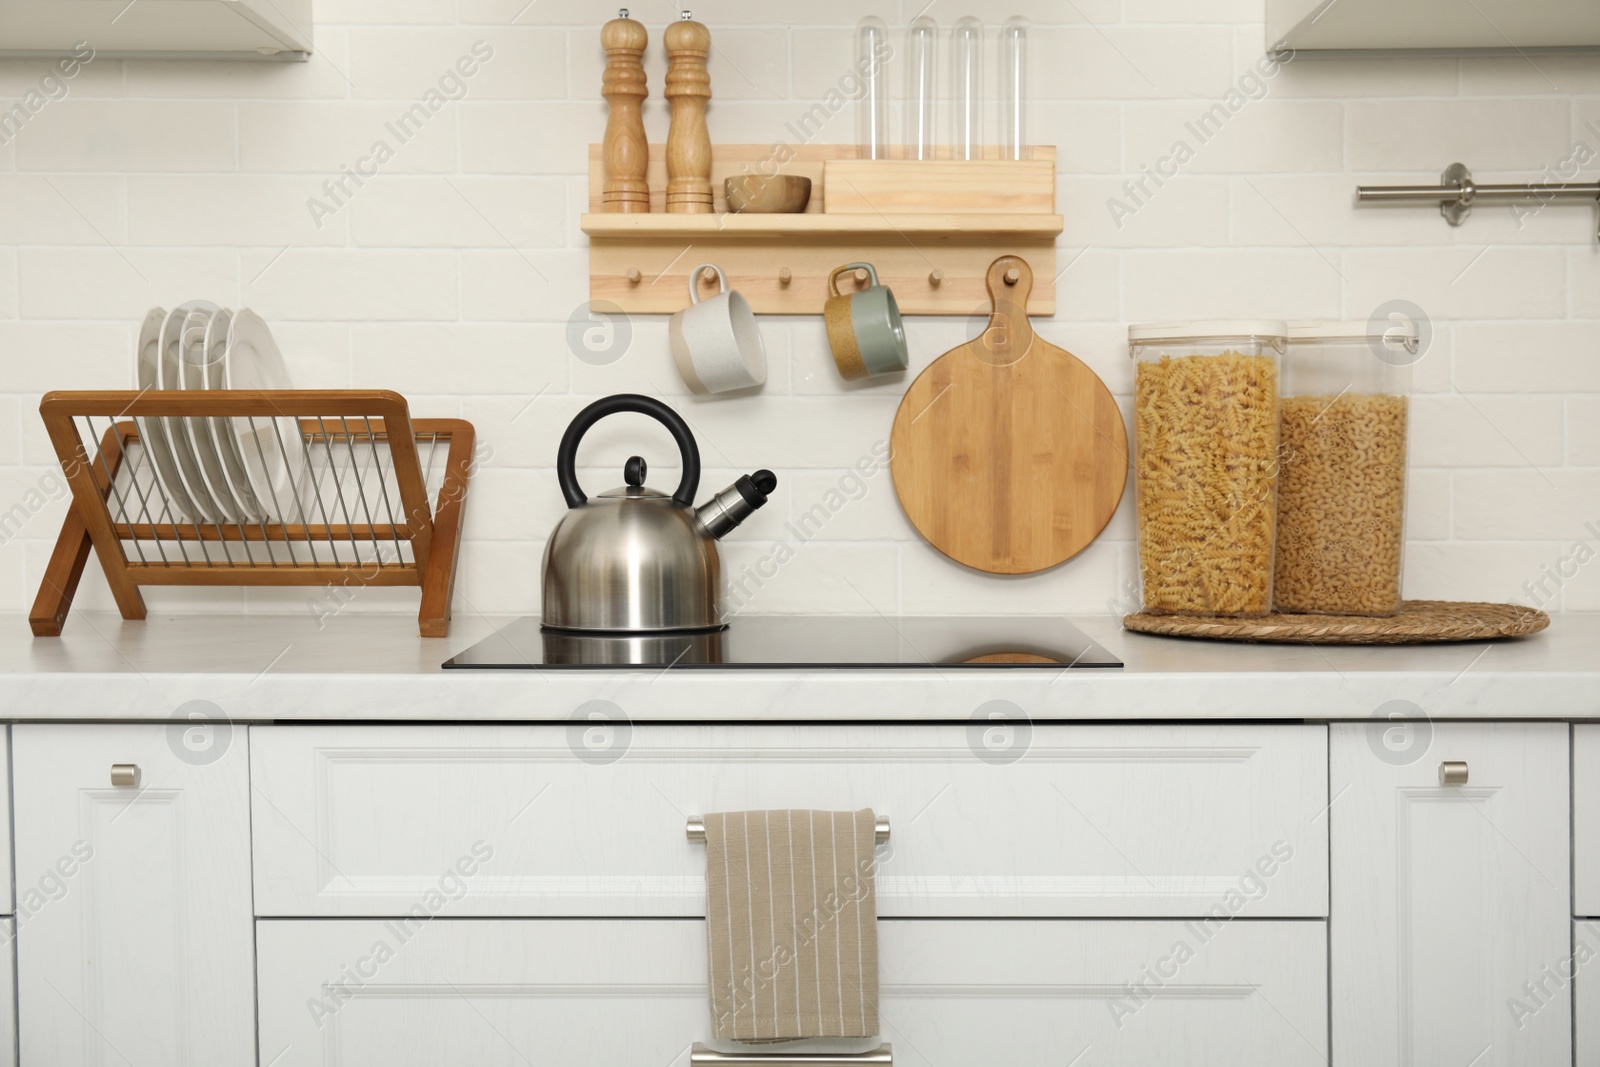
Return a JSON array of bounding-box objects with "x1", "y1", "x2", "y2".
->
[{"x1": 890, "y1": 255, "x2": 1127, "y2": 574}]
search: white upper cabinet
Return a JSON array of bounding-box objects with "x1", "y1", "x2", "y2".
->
[
  {"x1": 1268, "y1": 0, "x2": 1600, "y2": 54},
  {"x1": 0, "y1": 0, "x2": 311, "y2": 59}
]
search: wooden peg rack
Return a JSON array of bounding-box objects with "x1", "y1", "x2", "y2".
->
[
  {"x1": 31, "y1": 390, "x2": 474, "y2": 638},
  {"x1": 581, "y1": 144, "x2": 1063, "y2": 316}
]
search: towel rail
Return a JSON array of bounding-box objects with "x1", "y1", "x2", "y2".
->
[
  {"x1": 687, "y1": 815, "x2": 890, "y2": 844},
  {"x1": 689, "y1": 1044, "x2": 892, "y2": 1066}
]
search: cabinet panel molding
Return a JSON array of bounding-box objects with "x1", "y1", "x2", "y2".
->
[
  {"x1": 251, "y1": 723, "x2": 1329, "y2": 919},
  {"x1": 1576, "y1": 727, "x2": 1600, "y2": 917},
  {"x1": 257, "y1": 917, "x2": 1328, "y2": 1067},
  {"x1": 0, "y1": 922, "x2": 13, "y2": 1067},
  {"x1": 0, "y1": 729, "x2": 13, "y2": 914},
  {"x1": 1579, "y1": 921, "x2": 1600, "y2": 1067}
]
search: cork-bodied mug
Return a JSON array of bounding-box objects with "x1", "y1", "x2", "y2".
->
[
  {"x1": 824, "y1": 262, "x2": 909, "y2": 381},
  {"x1": 669, "y1": 264, "x2": 767, "y2": 394}
]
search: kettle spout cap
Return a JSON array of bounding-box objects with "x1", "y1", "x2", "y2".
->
[{"x1": 696, "y1": 469, "x2": 776, "y2": 539}]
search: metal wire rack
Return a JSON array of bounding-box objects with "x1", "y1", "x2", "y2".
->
[{"x1": 31, "y1": 390, "x2": 474, "y2": 638}]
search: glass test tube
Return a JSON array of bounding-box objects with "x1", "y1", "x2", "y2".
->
[
  {"x1": 906, "y1": 16, "x2": 937, "y2": 161},
  {"x1": 950, "y1": 17, "x2": 983, "y2": 161},
  {"x1": 856, "y1": 17, "x2": 889, "y2": 160},
  {"x1": 1000, "y1": 17, "x2": 1028, "y2": 160}
]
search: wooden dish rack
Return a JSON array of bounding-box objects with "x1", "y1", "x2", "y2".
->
[{"x1": 31, "y1": 390, "x2": 474, "y2": 638}]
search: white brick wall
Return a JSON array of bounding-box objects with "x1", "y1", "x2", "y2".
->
[{"x1": 1, "y1": 1, "x2": 1596, "y2": 623}]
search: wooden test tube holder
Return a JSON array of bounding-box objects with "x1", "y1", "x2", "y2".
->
[
  {"x1": 664, "y1": 12, "x2": 713, "y2": 214},
  {"x1": 601, "y1": 10, "x2": 650, "y2": 213}
]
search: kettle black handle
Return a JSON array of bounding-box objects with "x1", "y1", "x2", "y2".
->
[{"x1": 557, "y1": 394, "x2": 701, "y2": 509}]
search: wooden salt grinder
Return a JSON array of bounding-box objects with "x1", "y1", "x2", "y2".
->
[
  {"x1": 664, "y1": 11, "x2": 713, "y2": 214},
  {"x1": 601, "y1": 9, "x2": 650, "y2": 213}
]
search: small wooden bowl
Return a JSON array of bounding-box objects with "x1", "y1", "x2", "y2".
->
[{"x1": 725, "y1": 175, "x2": 812, "y2": 214}]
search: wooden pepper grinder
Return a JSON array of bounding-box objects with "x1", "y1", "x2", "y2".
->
[
  {"x1": 601, "y1": 9, "x2": 650, "y2": 213},
  {"x1": 664, "y1": 10, "x2": 713, "y2": 214}
]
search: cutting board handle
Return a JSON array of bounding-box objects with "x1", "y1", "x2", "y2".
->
[{"x1": 980, "y1": 255, "x2": 1036, "y2": 365}]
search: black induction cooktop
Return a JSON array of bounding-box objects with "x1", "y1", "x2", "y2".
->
[{"x1": 443, "y1": 616, "x2": 1122, "y2": 670}]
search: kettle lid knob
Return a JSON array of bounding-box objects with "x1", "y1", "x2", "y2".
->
[{"x1": 624, "y1": 455, "x2": 647, "y2": 487}]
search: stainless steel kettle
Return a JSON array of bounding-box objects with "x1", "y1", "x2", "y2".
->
[{"x1": 541, "y1": 394, "x2": 776, "y2": 633}]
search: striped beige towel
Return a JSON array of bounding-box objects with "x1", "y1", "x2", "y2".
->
[{"x1": 704, "y1": 809, "x2": 880, "y2": 1043}]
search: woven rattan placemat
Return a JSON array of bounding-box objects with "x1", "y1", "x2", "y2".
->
[{"x1": 1122, "y1": 600, "x2": 1549, "y2": 645}]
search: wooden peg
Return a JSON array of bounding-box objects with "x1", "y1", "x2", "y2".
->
[
  {"x1": 928, "y1": 269, "x2": 944, "y2": 287},
  {"x1": 852, "y1": 268, "x2": 869, "y2": 286},
  {"x1": 601, "y1": 10, "x2": 650, "y2": 213},
  {"x1": 778, "y1": 268, "x2": 792, "y2": 286},
  {"x1": 664, "y1": 11, "x2": 713, "y2": 214},
  {"x1": 626, "y1": 267, "x2": 642, "y2": 284},
  {"x1": 1003, "y1": 267, "x2": 1021, "y2": 286}
]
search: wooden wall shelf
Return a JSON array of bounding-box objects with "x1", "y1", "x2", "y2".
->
[
  {"x1": 581, "y1": 213, "x2": 1063, "y2": 238},
  {"x1": 580, "y1": 144, "x2": 1063, "y2": 316}
]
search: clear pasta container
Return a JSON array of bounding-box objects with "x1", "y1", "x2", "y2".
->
[
  {"x1": 1274, "y1": 320, "x2": 1414, "y2": 616},
  {"x1": 1130, "y1": 321, "x2": 1286, "y2": 617}
]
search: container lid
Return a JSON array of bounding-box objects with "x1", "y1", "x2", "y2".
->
[
  {"x1": 1127, "y1": 320, "x2": 1289, "y2": 343},
  {"x1": 1287, "y1": 319, "x2": 1419, "y2": 344}
]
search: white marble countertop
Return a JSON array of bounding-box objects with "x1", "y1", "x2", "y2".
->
[{"x1": 1, "y1": 611, "x2": 1594, "y2": 723}]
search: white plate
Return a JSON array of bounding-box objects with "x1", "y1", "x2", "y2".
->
[
  {"x1": 201, "y1": 309, "x2": 268, "y2": 523},
  {"x1": 222, "y1": 309, "x2": 306, "y2": 522},
  {"x1": 156, "y1": 303, "x2": 223, "y2": 523},
  {"x1": 177, "y1": 307, "x2": 247, "y2": 523},
  {"x1": 132, "y1": 307, "x2": 199, "y2": 523}
]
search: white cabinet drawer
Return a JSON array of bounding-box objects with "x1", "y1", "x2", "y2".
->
[
  {"x1": 1332, "y1": 722, "x2": 1570, "y2": 1067},
  {"x1": 257, "y1": 917, "x2": 1328, "y2": 1067},
  {"x1": 250, "y1": 723, "x2": 1329, "y2": 918},
  {"x1": 1577, "y1": 726, "x2": 1600, "y2": 916}
]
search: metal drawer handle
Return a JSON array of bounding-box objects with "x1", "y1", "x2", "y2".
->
[
  {"x1": 1439, "y1": 760, "x2": 1469, "y2": 786},
  {"x1": 690, "y1": 1044, "x2": 892, "y2": 1066},
  {"x1": 110, "y1": 763, "x2": 141, "y2": 788},
  {"x1": 687, "y1": 816, "x2": 890, "y2": 844}
]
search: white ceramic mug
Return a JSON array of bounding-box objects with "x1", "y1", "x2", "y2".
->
[{"x1": 669, "y1": 264, "x2": 766, "y2": 395}]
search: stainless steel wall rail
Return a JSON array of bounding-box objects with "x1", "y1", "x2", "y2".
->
[{"x1": 1356, "y1": 162, "x2": 1600, "y2": 239}]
